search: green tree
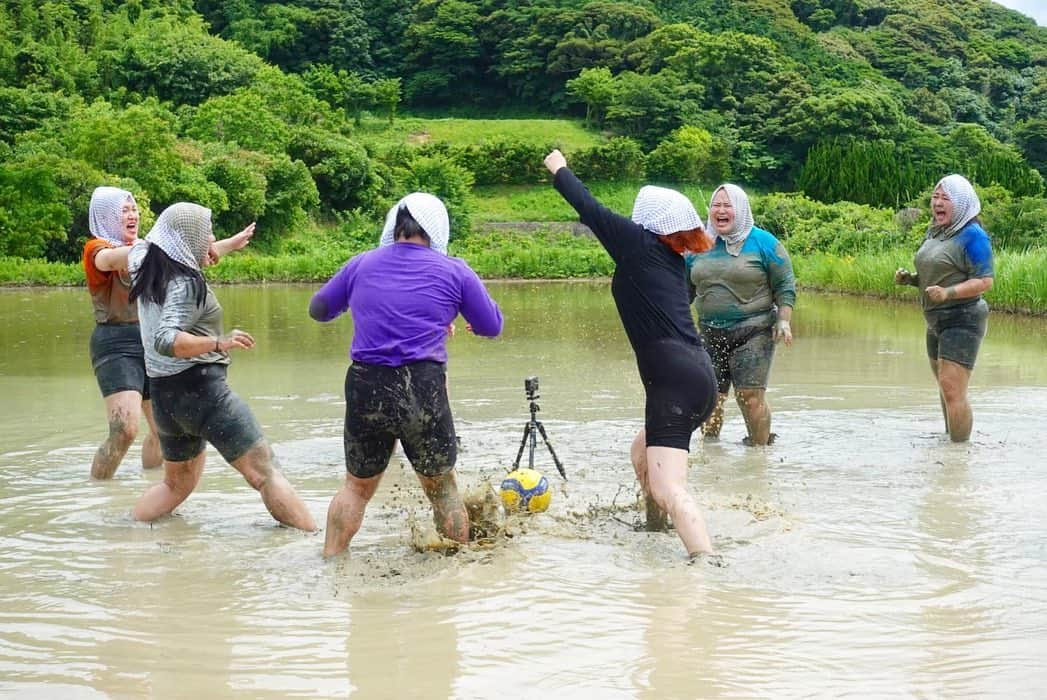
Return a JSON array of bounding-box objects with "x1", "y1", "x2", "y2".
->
[
  {"x1": 621, "y1": 23, "x2": 702, "y2": 74},
  {"x1": 288, "y1": 129, "x2": 379, "y2": 213},
  {"x1": 1015, "y1": 119, "x2": 1047, "y2": 176},
  {"x1": 184, "y1": 91, "x2": 291, "y2": 153},
  {"x1": 303, "y1": 64, "x2": 376, "y2": 126},
  {"x1": 784, "y1": 87, "x2": 905, "y2": 151},
  {"x1": 403, "y1": 0, "x2": 482, "y2": 104},
  {"x1": 114, "y1": 14, "x2": 264, "y2": 105},
  {"x1": 647, "y1": 126, "x2": 730, "y2": 185},
  {"x1": 604, "y1": 70, "x2": 698, "y2": 148},
  {"x1": 0, "y1": 164, "x2": 71, "y2": 259},
  {"x1": 394, "y1": 154, "x2": 474, "y2": 237},
  {"x1": 566, "y1": 67, "x2": 616, "y2": 126}
]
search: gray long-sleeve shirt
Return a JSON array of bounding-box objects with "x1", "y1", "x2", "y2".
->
[{"x1": 129, "y1": 244, "x2": 228, "y2": 378}]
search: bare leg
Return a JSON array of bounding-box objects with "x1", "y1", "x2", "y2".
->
[
  {"x1": 928, "y1": 358, "x2": 950, "y2": 433},
  {"x1": 632, "y1": 429, "x2": 713, "y2": 555},
  {"x1": 938, "y1": 359, "x2": 974, "y2": 442},
  {"x1": 736, "y1": 388, "x2": 772, "y2": 445},
  {"x1": 700, "y1": 393, "x2": 728, "y2": 439},
  {"x1": 323, "y1": 472, "x2": 381, "y2": 557},
  {"x1": 140, "y1": 400, "x2": 162, "y2": 469},
  {"x1": 417, "y1": 470, "x2": 470, "y2": 544},
  {"x1": 631, "y1": 430, "x2": 667, "y2": 531},
  {"x1": 230, "y1": 440, "x2": 317, "y2": 532},
  {"x1": 91, "y1": 390, "x2": 143, "y2": 479},
  {"x1": 133, "y1": 452, "x2": 205, "y2": 521}
]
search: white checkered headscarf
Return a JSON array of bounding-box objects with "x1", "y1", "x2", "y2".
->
[
  {"x1": 379, "y1": 193, "x2": 450, "y2": 254},
  {"x1": 145, "y1": 203, "x2": 213, "y2": 270},
  {"x1": 630, "y1": 186, "x2": 702, "y2": 236},
  {"x1": 708, "y1": 184, "x2": 755, "y2": 256},
  {"x1": 89, "y1": 186, "x2": 137, "y2": 245},
  {"x1": 930, "y1": 174, "x2": 981, "y2": 239}
]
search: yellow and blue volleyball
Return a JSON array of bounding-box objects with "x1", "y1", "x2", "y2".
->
[{"x1": 499, "y1": 468, "x2": 551, "y2": 513}]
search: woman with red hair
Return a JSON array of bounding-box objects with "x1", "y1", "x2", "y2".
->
[{"x1": 544, "y1": 149, "x2": 718, "y2": 560}]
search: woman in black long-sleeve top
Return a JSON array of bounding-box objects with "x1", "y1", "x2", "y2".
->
[{"x1": 544, "y1": 149, "x2": 718, "y2": 558}]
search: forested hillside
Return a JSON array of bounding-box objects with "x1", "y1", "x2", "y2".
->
[{"x1": 2, "y1": 0, "x2": 1047, "y2": 263}]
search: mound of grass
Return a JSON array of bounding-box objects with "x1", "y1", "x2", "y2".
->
[{"x1": 354, "y1": 115, "x2": 604, "y2": 152}]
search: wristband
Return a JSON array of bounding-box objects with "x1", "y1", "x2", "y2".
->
[{"x1": 215, "y1": 336, "x2": 220, "y2": 352}]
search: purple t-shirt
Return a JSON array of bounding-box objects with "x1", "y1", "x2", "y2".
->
[{"x1": 311, "y1": 243, "x2": 503, "y2": 365}]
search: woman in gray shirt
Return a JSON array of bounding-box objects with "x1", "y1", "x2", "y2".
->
[
  {"x1": 894, "y1": 174, "x2": 994, "y2": 442},
  {"x1": 128, "y1": 203, "x2": 316, "y2": 531}
]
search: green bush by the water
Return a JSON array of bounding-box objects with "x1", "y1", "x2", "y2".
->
[{"x1": 7, "y1": 237, "x2": 1047, "y2": 315}]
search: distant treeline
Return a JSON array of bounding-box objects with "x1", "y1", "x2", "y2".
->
[{"x1": 3, "y1": 0, "x2": 1047, "y2": 264}]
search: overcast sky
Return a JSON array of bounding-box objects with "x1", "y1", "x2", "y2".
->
[{"x1": 994, "y1": 0, "x2": 1047, "y2": 26}]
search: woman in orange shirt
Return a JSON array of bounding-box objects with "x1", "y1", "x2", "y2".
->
[{"x1": 82, "y1": 187, "x2": 254, "y2": 479}]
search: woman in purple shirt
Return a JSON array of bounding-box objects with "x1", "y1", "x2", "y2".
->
[{"x1": 310, "y1": 193, "x2": 503, "y2": 556}]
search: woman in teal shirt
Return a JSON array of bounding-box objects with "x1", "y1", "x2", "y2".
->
[{"x1": 687, "y1": 184, "x2": 796, "y2": 446}]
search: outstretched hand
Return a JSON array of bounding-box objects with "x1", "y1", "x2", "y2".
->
[
  {"x1": 544, "y1": 149, "x2": 567, "y2": 175},
  {"x1": 208, "y1": 223, "x2": 257, "y2": 265},
  {"x1": 226, "y1": 222, "x2": 256, "y2": 252}
]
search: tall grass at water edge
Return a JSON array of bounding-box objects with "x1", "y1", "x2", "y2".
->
[
  {"x1": 6, "y1": 246, "x2": 1046, "y2": 314},
  {"x1": 797, "y1": 249, "x2": 1047, "y2": 313}
]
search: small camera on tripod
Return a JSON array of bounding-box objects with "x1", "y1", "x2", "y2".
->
[{"x1": 513, "y1": 375, "x2": 566, "y2": 480}]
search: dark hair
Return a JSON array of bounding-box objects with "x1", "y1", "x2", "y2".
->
[
  {"x1": 129, "y1": 243, "x2": 207, "y2": 308},
  {"x1": 394, "y1": 206, "x2": 430, "y2": 245}
]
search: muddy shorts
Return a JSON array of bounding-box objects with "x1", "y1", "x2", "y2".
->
[
  {"x1": 149, "y1": 363, "x2": 263, "y2": 463},
  {"x1": 635, "y1": 338, "x2": 717, "y2": 451},
  {"x1": 343, "y1": 360, "x2": 456, "y2": 479},
  {"x1": 700, "y1": 322, "x2": 775, "y2": 394},
  {"x1": 924, "y1": 299, "x2": 988, "y2": 370},
  {"x1": 90, "y1": 323, "x2": 150, "y2": 399}
]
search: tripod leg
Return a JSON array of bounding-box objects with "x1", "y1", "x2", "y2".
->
[
  {"x1": 513, "y1": 423, "x2": 531, "y2": 470},
  {"x1": 535, "y1": 421, "x2": 567, "y2": 480}
]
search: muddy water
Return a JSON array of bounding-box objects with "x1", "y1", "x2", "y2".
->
[{"x1": 1, "y1": 283, "x2": 1045, "y2": 698}]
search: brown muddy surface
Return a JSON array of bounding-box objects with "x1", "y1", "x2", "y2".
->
[{"x1": 1, "y1": 283, "x2": 1045, "y2": 697}]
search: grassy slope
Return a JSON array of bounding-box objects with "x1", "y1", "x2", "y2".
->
[{"x1": 354, "y1": 115, "x2": 605, "y2": 152}]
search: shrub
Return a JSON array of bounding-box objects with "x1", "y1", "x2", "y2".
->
[
  {"x1": 646, "y1": 126, "x2": 730, "y2": 185},
  {"x1": 0, "y1": 165, "x2": 71, "y2": 259},
  {"x1": 393, "y1": 154, "x2": 475, "y2": 238},
  {"x1": 571, "y1": 137, "x2": 646, "y2": 181},
  {"x1": 468, "y1": 139, "x2": 552, "y2": 186},
  {"x1": 288, "y1": 129, "x2": 380, "y2": 213},
  {"x1": 754, "y1": 192, "x2": 919, "y2": 256}
]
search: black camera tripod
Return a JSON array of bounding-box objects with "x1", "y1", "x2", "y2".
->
[{"x1": 512, "y1": 376, "x2": 566, "y2": 480}]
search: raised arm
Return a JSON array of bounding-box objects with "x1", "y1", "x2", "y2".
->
[
  {"x1": 93, "y1": 245, "x2": 134, "y2": 272},
  {"x1": 544, "y1": 149, "x2": 643, "y2": 263},
  {"x1": 209, "y1": 222, "x2": 256, "y2": 265}
]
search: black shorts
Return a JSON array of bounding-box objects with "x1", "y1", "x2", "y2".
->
[
  {"x1": 343, "y1": 361, "x2": 456, "y2": 479},
  {"x1": 634, "y1": 338, "x2": 718, "y2": 451},
  {"x1": 90, "y1": 323, "x2": 150, "y2": 400},
  {"x1": 700, "y1": 322, "x2": 775, "y2": 394},
  {"x1": 149, "y1": 363, "x2": 263, "y2": 463},
  {"x1": 924, "y1": 299, "x2": 988, "y2": 370}
]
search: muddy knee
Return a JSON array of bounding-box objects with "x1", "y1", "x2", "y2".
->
[
  {"x1": 107, "y1": 416, "x2": 139, "y2": 451},
  {"x1": 233, "y1": 441, "x2": 277, "y2": 491}
]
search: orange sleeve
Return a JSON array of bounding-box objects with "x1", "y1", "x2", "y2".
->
[{"x1": 82, "y1": 239, "x2": 114, "y2": 290}]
